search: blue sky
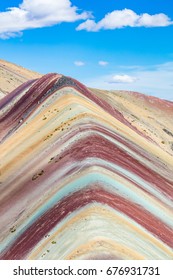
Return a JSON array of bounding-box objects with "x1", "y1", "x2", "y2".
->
[{"x1": 0, "y1": 0, "x2": 173, "y2": 100}]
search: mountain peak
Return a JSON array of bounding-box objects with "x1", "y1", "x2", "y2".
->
[{"x1": 0, "y1": 63, "x2": 173, "y2": 260}]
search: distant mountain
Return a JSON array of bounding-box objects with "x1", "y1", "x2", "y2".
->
[
  {"x1": 0, "y1": 71, "x2": 173, "y2": 260},
  {"x1": 0, "y1": 59, "x2": 42, "y2": 99}
]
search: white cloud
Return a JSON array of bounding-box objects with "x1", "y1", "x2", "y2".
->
[
  {"x1": 156, "y1": 61, "x2": 173, "y2": 71},
  {"x1": 76, "y1": 19, "x2": 97, "y2": 31},
  {"x1": 137, "y1": 13, "x2": 171, "y2": 27},
  {"x1": 109, "y1": 74, "x2": 137, "y2": 83},
  {"x1": 82, "y1": 62, "x2": 173, "y2": 100},
  {"x1": 77, "y1": 9, "x2": 172, "y2": 31},
  {"x1": 98, "y1": 61, "x2": 108, "y2": 66},
  {"x1": 0, "y1": 0, "x2": 90, "y2": 39},
  {"x1": 74, "y1": 61, "x2": 85, "y2": 66}
]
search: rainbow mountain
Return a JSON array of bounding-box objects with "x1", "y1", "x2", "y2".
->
[{"x1": 0, "y1": 73, "x2": 173, "y2": 259}]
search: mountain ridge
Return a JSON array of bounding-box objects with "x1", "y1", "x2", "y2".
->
[{"x1": 0, "y1": 70, "x2": 173, "y2": 260}]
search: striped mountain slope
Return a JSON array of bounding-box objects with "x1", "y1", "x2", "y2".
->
[{"x1": 0, "y1": 73, "x2": 173, "y2": 259}]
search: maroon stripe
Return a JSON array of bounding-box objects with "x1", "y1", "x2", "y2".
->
[
  {"x1": 0, "y1": 74, "x2": 60, "y2": 141},
  {"x1": 1, "y1": 186, "x2": 172, "y2": 260},
  {"x1": 1, "y1": 128, "x2": 172, "y2": 214},
  {"x1": 68, "y1": 77, "x2": 154, "y2": 142},
  {"x1": 0, "y1": 79, "x2": 36, "y2": 109},
  {"x1": 67, "y1": 135, "x2": 173, "y2": 198}
]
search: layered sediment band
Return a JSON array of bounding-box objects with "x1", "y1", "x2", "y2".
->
[{"x1": 0, "y1": 74, "x2": 173, "y2": 259}]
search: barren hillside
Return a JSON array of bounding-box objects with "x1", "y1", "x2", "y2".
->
[
  {"x1": 0, "y1": 59, "x2": 42, "y2": 99},
  {"x1": 0, "y1": 67, "x2": 173, "y2": 260}
]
